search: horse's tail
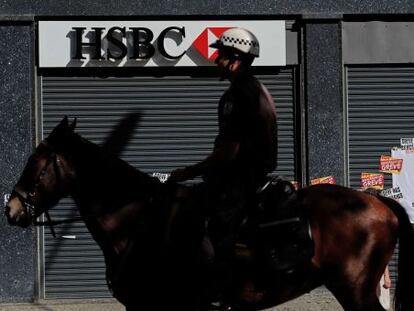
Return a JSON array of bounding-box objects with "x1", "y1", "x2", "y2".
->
[{"x1": 378, "y1": 195, "x2": 414, "y2": 311}]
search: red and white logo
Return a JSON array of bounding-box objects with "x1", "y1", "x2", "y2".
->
[{"x1": 192, "y1": 27, "x2": 232, "y2": 61}]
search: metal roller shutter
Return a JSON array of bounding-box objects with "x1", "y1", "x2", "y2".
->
[
  {"x1": 41, "y1": 68, "x2": 298, "y2": 298},
  {"x1": 347, "y1": 65, "x2": 414, "y2": 287}
]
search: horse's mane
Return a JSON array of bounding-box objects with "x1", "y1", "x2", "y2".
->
[{"x1": 50, "y1": 131, "x2": 163, "y2": 212}]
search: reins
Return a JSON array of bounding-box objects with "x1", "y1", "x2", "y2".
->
[
  {"x1": 14, "y1": 137, "x2": 169, "y2": 239},
  {"x1": 32, "y1": 180, "x2": 168, "y2": 239},
  {"x1": 11, "y1": 142, "x2": 87, "y2": 238},
  {"x1": 33, "y1": 180, "x2": 166, "y2": 239},
  {"x1": 12, "y1": 186, "x2": 85, "y2": 238},
  {"x1": 33, "y1": 214, "x2": 84, "y2": 238}
]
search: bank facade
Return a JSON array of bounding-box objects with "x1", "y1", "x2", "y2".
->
[{"x1": 1, "y1": 1, "x2": 413, "y2": 303}]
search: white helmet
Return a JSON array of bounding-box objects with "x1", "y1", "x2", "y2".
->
[{"x1": 209, "y1": 28, "x2": 260, "y2": 57}]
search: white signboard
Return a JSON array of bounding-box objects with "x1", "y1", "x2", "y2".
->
[
  {"x1": 152, "y1": 172, "x2": 170, "y2": 183},
  {"x1": 392, "y1": 148, "x2": 414, "y2": 223},
  {"x1": 381, "y1": 187, "x2": 403, "y2": 200},
  {"x1": 4, "y1": 193, "x2": 10, "y2": 206},
  {"x1": 400, "y1": 137, "x2": 414, "y2": 147},
  {"x1": 38, "y1": 20, "x2": 286, "y2": 68}
]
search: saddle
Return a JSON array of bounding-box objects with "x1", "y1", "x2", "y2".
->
[
  {"x1": 237, "y1": 176, "x2": 314, "y2": 272},
  {"x1": 158, "y1": 176, "x2": 314, "y2": 274}
]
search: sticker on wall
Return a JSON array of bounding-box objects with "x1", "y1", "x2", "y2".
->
[
  {"x1": 310, "y1": 176, "x2": 336, "y2": 185},
  {"x1": 379, "y1": 155, "x2": 403, "y2": 174},
  {"x1": 3, "y1": 193, "x2": 10, "y2": 206},
  {"x1": 290, "y1": 181, "x2": 301, "y2": 190},
  {"x1": 400, "y1": 138, "x2": 414, "y2": 147},
  {"x1": 360, "y1": 172, "x2": 384, "y2": 190},
  {"x1": 380, "y1": 187, "x2": 403, "y2": 200},
  {"x1": 152, "y1": 172, "x2": 170, "y2": 183}
]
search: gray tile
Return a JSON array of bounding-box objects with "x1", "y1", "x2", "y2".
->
[
  {"x1": 0, "y1": 25, "x2": 34, "y2": 303},
  {"x1": 305, "y1": 23, "x2": 345, "y2": 185}
]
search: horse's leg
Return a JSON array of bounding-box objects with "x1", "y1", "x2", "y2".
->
[
  {"x1": 323, "y1": 241, "x2": 392, "y2": 311},
  {"x1": 326, "y1": 278, "x2": 386, "y2": 311},
  {"x1": 322, "y1": 235, "x2": 393, "y2": 311}
]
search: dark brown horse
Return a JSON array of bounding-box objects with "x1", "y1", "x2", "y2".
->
[{"x1": 5, "y1": 117, "x2": 414, "y2": 311}]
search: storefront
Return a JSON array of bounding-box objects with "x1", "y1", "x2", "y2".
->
[
  {"x1": 344, "y1": 21, "x2": 414, "y2": 285},
  {"x1": 2, "y1": 2, "x2": 414, "y2": 304},
  {"x1": 37, "y1": 19, "x2": 301, "y2": 298}
]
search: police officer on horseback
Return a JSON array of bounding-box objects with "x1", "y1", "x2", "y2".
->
[{"x1": 169, "y1": 27, "x2": 278, "y2": 309}]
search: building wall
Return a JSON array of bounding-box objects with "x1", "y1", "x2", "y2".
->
[
  {"x1": 0, "y1": 23, "x2": 35, "y2": 302},
  {"x1": 305, "y1": 22, "x2": 344, "y2": 184},
  {"x1": 0, "y1": 1, "x2": 413, "y2": 15}
]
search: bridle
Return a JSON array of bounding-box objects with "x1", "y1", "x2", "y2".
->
[
  {"x1": 10, "y1": 141, "x2": 165, "y2": 239},
  {"x1": 11, "y1": 143, "x2": 82, "y2": 237}
]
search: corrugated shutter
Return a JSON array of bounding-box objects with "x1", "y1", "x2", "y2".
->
[
  {"x1": 347, "y1": 66, "x2": 414, "y2": 287},
  {"x1": 41, "y1": 68, "x2": 297, "y2": 298}
]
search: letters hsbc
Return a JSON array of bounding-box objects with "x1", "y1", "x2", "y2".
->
[
  {"x1": 38, "y1": 21, "x2": 286, "y2": 67},
  {"x1": 72, "y1": 26, "x2": 186, "y2": 60}
]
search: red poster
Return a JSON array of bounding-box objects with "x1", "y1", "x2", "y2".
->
[
  {"x1": 310, "y1": 176, "x2": 336, "y2": 185},
  {"x1": 380, "y1": 155, "x2": 403, "y2": 174},
  {"x1": 361, "y1": 172, "x2": 384, "y2": 190}
]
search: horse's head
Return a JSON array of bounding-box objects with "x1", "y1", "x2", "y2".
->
[{"x1": 5, "y1": 117, "x2": 77, "y2": 227}]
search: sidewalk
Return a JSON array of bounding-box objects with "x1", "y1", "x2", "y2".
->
[
  {"x1": 0, "y1": 289, "x2": 343, "y2": 311},
  {"x1": 0, "y1": 299, "x2": 124, "y2": 311},
  {"x1": 273, "y1": 288, "x2": 342, "y2": 310}
]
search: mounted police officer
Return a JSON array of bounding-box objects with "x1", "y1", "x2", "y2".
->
[{"x1": 169, "y1": 27, "x2": 278, "y2": 310}]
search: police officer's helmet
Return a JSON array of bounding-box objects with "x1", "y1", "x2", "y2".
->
[{"x1": 209, "y1": 28, "x2": 260, "y2": 58}]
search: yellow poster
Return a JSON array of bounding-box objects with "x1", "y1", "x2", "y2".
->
[
  {"x1": 310, "y1": 176, "x2": 336, "y2": 185},
  {"x1": 360, "y1": 172, "x2": 384, "y2": 190},
  {"x1": 379, "y1": 155, "x2": 403, "y2": 174}
]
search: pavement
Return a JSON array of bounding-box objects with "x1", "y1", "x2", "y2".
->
[
  {"x1": 272, "y1": 288, "x2": 343, "y2": 310},
  {"x1": 0, "y1": 299, "x2": 124, "y2": 311},
  {"x1": 0, "y1": 288, "x2": 346, "y2": 311}
]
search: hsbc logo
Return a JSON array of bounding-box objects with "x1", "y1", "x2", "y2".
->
[
  {"x1": 71, "y1": 26, "x2": 233, "y2": 62},
  {"x1": 192, "y1": 27, "x2": 232, "y2": 61},
  {"x1": 38, "y1": 21, "x2": 286, "y2": 68}
]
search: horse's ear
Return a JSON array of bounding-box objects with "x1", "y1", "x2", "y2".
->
[
  {"x1": 47, "y1": 116, "x2": 72, "y2": 142},
  {"x1": 69, "y1": 118, "x2": 77, "y2": 133},
  {"x1": 50, "y1": 116, "x2": 68, "y2": 135}
]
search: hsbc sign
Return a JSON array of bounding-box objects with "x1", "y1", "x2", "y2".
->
[{"x1": 38, "y1": 20, "x2": 285, "y2": 67}]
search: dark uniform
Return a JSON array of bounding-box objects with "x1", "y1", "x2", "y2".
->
[{"x1": 201, "y1": 70, "x2": 277, "y2": 261}]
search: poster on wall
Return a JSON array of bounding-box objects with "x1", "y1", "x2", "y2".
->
[
  {"x1": 379, "y1": 155, "x2": 403, "y2": 174},
  {"x1": 360, "y1": 172, "x2": 384, "y2": 190},
  {"x1": 381, "y1": 186, "x2": 403, "y2": 200},
  {"x1": 310, "y1": 175, "x2": 336, "y2": 185},
  {"x1": 391, "y1": 147, "x2": 414, "y2": 223}
]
